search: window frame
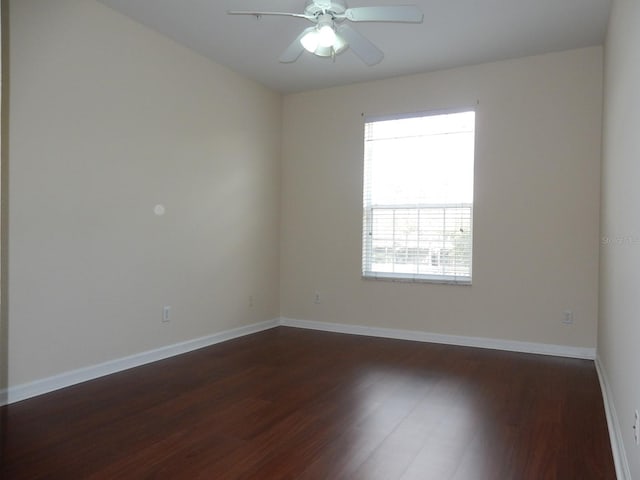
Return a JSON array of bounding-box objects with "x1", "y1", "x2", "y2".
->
[{"x1": 361, "y1": 107, "x2": 476, "y2": 285}]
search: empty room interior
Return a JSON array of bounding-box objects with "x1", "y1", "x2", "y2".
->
[{"x1": 1, "y1": 0, "x2": 639, "y2": 478}]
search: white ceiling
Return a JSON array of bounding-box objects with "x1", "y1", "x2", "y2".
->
[{"x1": 96, "y1": 0, "x2": 612, "y2": 94}]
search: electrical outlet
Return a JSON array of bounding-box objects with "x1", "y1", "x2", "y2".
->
[
  {"x1": 249, "y1": 295, "x2": 254, "y2": 307},
  {"x1": 634, "y1": 410, "x2": 639, "y2": 446},
  {"x1": 314, "y1": 291, "x2": 321, "y2": 304},
  {"x1": 562, "y1": 310, "x2": 574, "y2": 325},
  {"x1": 162, "y1": 306, "x2": 171, "y2": 323}
]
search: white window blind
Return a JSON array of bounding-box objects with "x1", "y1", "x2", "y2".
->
[{"x1": 362, "y1": 109, "x2": 475, "y2": 284}]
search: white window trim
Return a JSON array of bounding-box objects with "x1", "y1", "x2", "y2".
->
[{"x1": 361, "y1": 107, "x2": 476, "y2": 285}]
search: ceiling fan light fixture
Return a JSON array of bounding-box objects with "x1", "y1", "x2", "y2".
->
[
  {"x1": 317, "y1": 24, "x2": 336, "y2": 47},
  {"x1": 300, "y1": 29, "x2": 320, "y2": 52},
  {"x1": 311, "y1": 45, "x2": 334, "y2": 57},
  {"x1": 332, "y1": 33, "x2": 348, "y2": 54},
  {"x1": 302, "y1": 13, "x2": 339, "y2": 53},
  {"x1": 301, "y1": 33, "x2": 347, "y2": 58},
  {"x1": 301, "y1": 12, "x2": 348, "y2": 58}
]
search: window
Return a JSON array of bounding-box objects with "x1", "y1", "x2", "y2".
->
[{"x1": 362, "y1": 109, "x2": 475, "y2": 284}]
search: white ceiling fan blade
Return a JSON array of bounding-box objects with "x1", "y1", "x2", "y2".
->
[
  {"x1": 344, "y1": 6, "x2": 423, "y2": 23},
  {"x1": 337, "y1": 24, "x2": 383, "y2": 66},
  {"x1": 228, "y1": 11, "x2": 313, "y2": 21},
  {"x1": 279, "y1": 27, "x2": 315, "y2": 63}
]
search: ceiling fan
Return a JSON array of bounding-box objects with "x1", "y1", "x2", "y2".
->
[{"x1": 228, "y1": 0, "x2": 423, "y2": 66}]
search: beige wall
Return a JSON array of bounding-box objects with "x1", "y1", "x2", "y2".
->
[
  {"x1": 281, "y1": 47, "x2": 603, "y2": 348},
  {"x1": 8, "y1": 0, "x2": 281, "y2": 386},
  {"x1": 599, "y1": 0, "x2": 640, "y2": 477}
]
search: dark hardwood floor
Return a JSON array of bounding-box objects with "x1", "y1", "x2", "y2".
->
[{"x1": 0, "y1": 327, "x2": 615, "y2": 479}]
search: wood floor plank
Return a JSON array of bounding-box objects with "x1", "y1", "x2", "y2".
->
[{"x1": 0, "y1": 327, "x2": 616, "y2": 479}]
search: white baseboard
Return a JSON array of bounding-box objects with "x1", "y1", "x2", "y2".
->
[
  {"x1": 2, "y1": 316, "x2": 598, "y2": 406},
  {"x1": 595, "y1": 356, "x2": 631, "y2": 480},
  {"x1": 279, "y1": 317, "x2": 597, "y2": 360},
  {"x1": 1, "y1": 318, "x2": 279, "y2": 406}
]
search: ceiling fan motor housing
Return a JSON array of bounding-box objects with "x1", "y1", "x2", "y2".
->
[{"x1": 304, "y1": 0, "x2": 347, "y2": 18}]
